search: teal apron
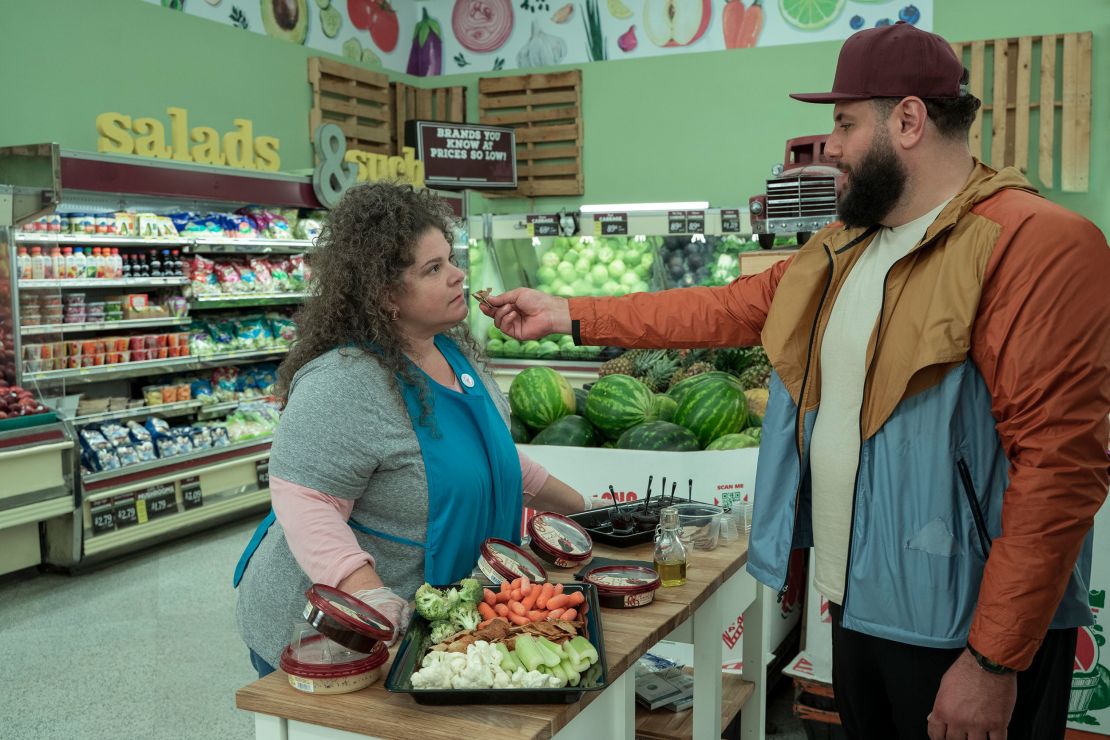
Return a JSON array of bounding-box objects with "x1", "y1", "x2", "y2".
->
[{"x1": 233, "y1": 336, "x2": 522, "y2": 588}]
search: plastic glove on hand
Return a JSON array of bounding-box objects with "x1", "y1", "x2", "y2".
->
[{"x1": 352, "y1": 587, "x2": 414, "y2": 645}]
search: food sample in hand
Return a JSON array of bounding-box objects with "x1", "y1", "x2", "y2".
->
[{"x1": 473, "y1": 287, "x2": 494, "y2": 308}]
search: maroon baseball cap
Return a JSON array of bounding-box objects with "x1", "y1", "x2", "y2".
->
[{"x1": 791, "y1": 22, "x2": 966, "y2": 103}]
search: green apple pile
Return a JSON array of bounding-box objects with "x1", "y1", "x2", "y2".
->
[
  {"x1": 535, "y1": 236, "x2": 657, "y2": 298},
  {"x1": 486, "y1": 325, "x2": 602, "y2": 359}
]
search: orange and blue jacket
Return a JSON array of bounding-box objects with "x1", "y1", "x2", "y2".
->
[{"x1": 570, "y1": 162, "x2": 1110, "y2": 670}]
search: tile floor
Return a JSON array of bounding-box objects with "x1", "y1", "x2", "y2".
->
[{"x1": 0, "y1": 517, "x2": 806, "y2": 739}]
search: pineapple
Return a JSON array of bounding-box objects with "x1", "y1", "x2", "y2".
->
[
  {"x1": 598, "y1": 350, "x2": 636, "y2": 377},
  {"x1": 668, "y1": 360, "x2": 716, "y2": 387},
  {"x1": 643, "y1": 353, "x2": 680, "y2": 392},
  {"x1": 738, "y1": 362, "x2": 771, "y2": 390}
]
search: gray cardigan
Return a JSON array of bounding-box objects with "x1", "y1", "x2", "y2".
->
[{"x1": 235, "y1": 346, "x2": 508, "y2": 666}]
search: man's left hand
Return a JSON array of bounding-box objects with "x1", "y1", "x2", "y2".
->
[{"x1": 928, "y1": 649, "x2": 1017, "y2": 740}]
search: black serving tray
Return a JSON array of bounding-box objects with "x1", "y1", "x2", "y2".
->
[
  {"x1": 568, "y1": 498, "x2": 718, "y2": 547},
  {"x1": 384, "y1": 582, "x2": 608, "y2": 705}
]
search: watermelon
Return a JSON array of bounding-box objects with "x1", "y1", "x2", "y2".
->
[
  {"x1": 652, "y1": 393, "x2": 678, "y2": 422},
  {"x1": 674, "y1": 377, "x2": 750, "y2": 448},
  {"x1": 531, "y1": 415, "x2": 598, "y2": 447},
  {"x1": 617, "y1": 421, "x2": 700, "y2": 452},
  {"x1": 667, "y1": 371, "x2": 743, "y2": 405},
  {"x1": 510, "y1": 415, "x2": 530, "y2": 443},
  {"x1": 573, "y1": 387, "x2": 589, "y2": 417},
  {"x1": 584, "y1": 374, "x2": 655, "y2": 439},
  {"x1": 740, "y1": 427, "x2": 761, "y2": 441},
  {"x1": 706, "y1": 433, "x2": 760, "y2": 450},
  {"x1": 508, "y1": 367, "x2": 575, "y2": 430}
]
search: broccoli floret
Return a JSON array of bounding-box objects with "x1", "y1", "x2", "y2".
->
[
  {"x1": 457, "y1": 578, "x2": 483, "y2": 605},
  {"x1": 450, "y1": 602, "x2": 481, "y2": 632},
  {"x1": 414, "y1": 583, "x2": 454, "y2": 621},
  {"x1": 428, "y1": 619, "x2": 458, "y2": 645}
]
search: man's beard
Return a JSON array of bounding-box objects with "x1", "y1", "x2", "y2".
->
[{"x1": 836, "y1": 131, "x2": 908, "y2": 228}]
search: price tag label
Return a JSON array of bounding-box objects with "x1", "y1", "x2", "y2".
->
[
  {"x1": 685, "y1": 210, "x2": 705, "y2": 234},
  {"x1": 526, "y1": 214, "x2": 560, "y2": 237},
  {"x1": 668, "y1": 211, "x2": 688, "y2": 234},
  {"x1": 182, "y1": 476, "x2": 203, "y2": 510},
  {"x1": 113, "y1": 495, "x2": 139, "y2": 529},
  {"x1": 593, "y1": 213, "x2": 628, "y2": 236},
  {"x1": 90, "y1": 503, "x2": 116, "y2": 536},
  {"x1": 139, "y1": 483, "x2": 178, "y2": 521},
  {"x1": 256, "y1": 458, "x2": 270, "y2": 490},
  {"x1": 721, "y1": 209, "x2": 741, "y2": 233}
]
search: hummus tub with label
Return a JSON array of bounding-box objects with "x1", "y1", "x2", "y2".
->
[
  {"x1": 526, "y1": 512, "x2": 593, "y2": 569},
  {"x1": 477, "y1": 538, "x2": 547, "y2": 584},
  {"x1": 280, "y1": 636, "x2": 389, "y2": 695},
  {"x1": 583, "y1": 565, "x2": 661, "y2": 608}
]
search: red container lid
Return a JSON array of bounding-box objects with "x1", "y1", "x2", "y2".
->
[
  {"x1": 303, "y1": 584, "x2": 394, "y2": 654},
  {"x1": 280, "y1": 636, "x2": 389, "y2": 679},
  {"x1": 527, "y1": 512, "x2": 593, "y2": 563},
  {"x1": 583, "y1": 565, "x2": 661, "y2": 596},
  {"x1": 478, "y1": 538, "x2": 547, "y2": 583}
]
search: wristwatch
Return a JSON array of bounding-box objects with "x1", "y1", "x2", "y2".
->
[{"x1": 967, "y1": 643, "x2": 1015, "y2": 675}]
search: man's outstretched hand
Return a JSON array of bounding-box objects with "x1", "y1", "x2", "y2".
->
[{"x1": 478, "y1": 288, "x2": 571, "y2": 341}]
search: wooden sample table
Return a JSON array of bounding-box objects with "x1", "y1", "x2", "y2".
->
[{"x1": 236, "y1": 537, "x2": 768, "y2": 740}]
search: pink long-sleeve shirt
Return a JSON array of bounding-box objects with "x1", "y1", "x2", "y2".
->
[{"x1": 272, "y1": 449, "x2": 550, "y2": 586}]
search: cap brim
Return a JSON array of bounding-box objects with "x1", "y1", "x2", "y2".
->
[{"x1": 789, "y1": 91, "x2": 874, "y2": 103}]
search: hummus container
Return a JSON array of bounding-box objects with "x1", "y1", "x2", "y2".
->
[
  {"x1": 477, "y1": 538, "x2": 547, "y2": 584},
  {"x1": 526, "y1": 512, "x2": 593, "y2": 569},
  {"x1": 302, "y1": 584, "x2": 394, "y2": 654},
  {"x1": 583, "y1": 565, "x2": 661, "y2": 609},
  {"x1": 280, "y1": 633, "x2": 388, "y2": 695}
]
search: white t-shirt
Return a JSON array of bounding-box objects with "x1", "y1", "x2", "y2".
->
[{"x1": 809, "y1": 202, "x2": 948, "y2": 604}]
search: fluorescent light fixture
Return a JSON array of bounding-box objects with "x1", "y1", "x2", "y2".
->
[{"x1": 579, "y1": 201, "x2": 710, "y2": 214}]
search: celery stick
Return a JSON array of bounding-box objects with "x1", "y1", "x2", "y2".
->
[
  {"x1": 569, "y1": 636, "x2": 598, "y2": 664},
  {"x1": 560, "y1": 657, "x2": 581, "y2": 687},
  {"x1": 536, "y1": 639, "x2": 563, "y2": 668},
  {"x1": 536, "y1": 637, "x2": 565, "y2": 665},
  {"x1": 514, "y1": 635, "x2": 544, "y2": 672},
  {"x1": 548, "y1": 662, "x2": 569, "y2": 687}
]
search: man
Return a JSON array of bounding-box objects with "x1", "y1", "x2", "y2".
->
[{"x1": 482, "y1": 21, "x2": 1110, "y2": 740}]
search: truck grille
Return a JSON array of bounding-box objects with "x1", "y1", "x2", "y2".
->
[{"x1": 765, "y1": 176, "x2": 838, "y2": 218}]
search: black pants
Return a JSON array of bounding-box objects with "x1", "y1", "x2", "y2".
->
[{"x1": 829, "y1": 603, "x2": 1076, "y2": 740}]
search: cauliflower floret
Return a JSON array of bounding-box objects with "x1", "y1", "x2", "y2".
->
[
  {"x1": 410, "y1": 660, "x2": 455, "y2": 689},
  {"x1": 509, "y1": 668, "x2": 561, "y2": 689}
]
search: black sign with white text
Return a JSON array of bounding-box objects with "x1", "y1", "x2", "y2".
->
[{"x1": 407, "y1": 120, "x2": 517, "y2": 189}]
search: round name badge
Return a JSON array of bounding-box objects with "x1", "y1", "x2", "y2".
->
[{"x1": 460, "y1": 373, "x2": 475, "y2": 388}]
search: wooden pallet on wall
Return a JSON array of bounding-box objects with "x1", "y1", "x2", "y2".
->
[
  {"x1": 308, "y1": 57, "x2": 392, "y2": 157},
  {"x1": 951, "y1": 31, "x2": 1091, "y2": 192},
  {"x1": 478, "y1": 70, "x2": 583, "y2": 197},
  {"x1": 391, "y1": 83, "x2": 467, "y2": 153}
]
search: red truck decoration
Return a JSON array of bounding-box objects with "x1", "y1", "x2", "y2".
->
[{"x1": 749, "y1": 134, "x2": 841, "y2": 249}]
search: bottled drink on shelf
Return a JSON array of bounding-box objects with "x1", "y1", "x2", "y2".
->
[
  {"x1": 170, "y1": 249, "x2": 183, "y2": 276},
  {"x1": 84, "y1": 247, "x2": 97, "y2": 279},
  {"x1": 91, "y1": 247, "x2": 104, "y2": 279},
  {"x1": 50, "y1": 247, "x2": 64, "y2": 280},
  {"x1": 70, "y1": 248, "x2": 87, "y2": 280},
  {"x1": 121, "y1": 252, "x2": 132, "y2": 279},
  {"x1": 110, "y1": 248, "x2": 123, "y2": 278},
  {"x1": 136, "y1": 253, "x2": 149, "y2": 277},
  {"x1": 30, "y1": 246, "x2": 46, "y2": 279},
  {"x1": 162, "y1": 250, "x2": 173, "y2": 277},
  {"x1": 16, "y1": 247, "x2": 31, "y2": 279},
  {"x1": 62, "y1": 247, "x2": 75, "y2": 278},
  {"x1": 149, "y1": 249, "x2": 162, "y2": 278}
]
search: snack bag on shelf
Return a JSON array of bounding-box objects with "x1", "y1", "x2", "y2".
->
[
  {"x1": 235, "y1": 315, "x2": 273, "y2": 350},
  {"x1": 168, "y1": 212, "x2": 202, "y2": 234},
  {"x1": 235, "y1": 261, "x2": 258, "y2": 292},
  {"x1": 190, "y1": 426, "x2": 214, "y2": 450},
  {"x1": 114, "y1": 444, "x2": 141, "y2": 467},
  {"x1": 78, "y1": 428, "x2": 121, "y2": 472},
  {"x1": 187, "y1": 256, "x2": 220, "y2": 296},
  {"x1": 145, "y1": 417, "x2": 179, "y2": 458},
  {"x1": 189, "y1": 329, "x2": 219, "y2": 357},
  {"x1": 169, "y1": 426, "x2": 195, "y2": 454},
  {"x1": 137, "y1": 213, "x2": 162, "y2": 238},
  {"x1": 225, "y1": 214, "x2": 257, "y2": 239},
  {"x1": 267, "y1": 314, "x2": 297, "y2": 345},
  {"x1": 293, "y1": 214, "x2": 323, "y2": 242},
  {"x1": 190, "y1": 377, "x2": 216, "y2": 404},
  {"x1": 249, "y1": 258, "x2": 274, "y2": 293},
  {"x1": 115, "y1": 212, "x2": 138, "y2": 237},
  {"x1": 100, "y1": 423, "x2": 131, "y2": 448},
  {"x1": 288, "y1": 255, "x2": 308, "y2": 291},
  {"x1": 212, "y1": 367, "x2": 240, "y2": 401},
  {"x1": 269, "y1": 259, "x2": 292, "y2": 292},
  {"x1": 214, "y1": 261, "x2": 242, "y2": 294}
]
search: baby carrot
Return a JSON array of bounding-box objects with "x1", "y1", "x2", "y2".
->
[
  {"x1": 482, "y1": 588, "x2": 498, "y2": 607},
  {"x1": 478, "y1": 602, "x2": 496, "y2": 620},
  {"x1": 509, "y1": 601, "x2": 527, "y2": 616},
  {"x1": 521, "y1": 587, "x2": 540, "y2": 611},
  {"x1": 561, "y1": 608, "x2": 578, "y2": 622},
  {"x1": 511, "y1": 589, "x2": 522, "y2": 601},
  {"x1": 499, "y1": 580, "x2": 511, "y2": 594},
  {"x1": 495, "y1": 589, "x2": 511, "y2": 603},
  {"x1": 553, "y1": 583, "x2": 564, "y2": 594},
  {"x1": 508, "y1": 612, "x2": 531, "y2": 626},
  {"x1": 520, "y1": 576, "x2": 532, "y2": 595},
  {"x1": 527, "y1": 610, "x2": 548, "y2": 622},
  {"x1": 545, "y1": 594, "x2": 571, "y2": 610},
  {"x1": 547, "y1": 608, "x2": 565, "y2": 620},
  {"x1": 535, "y1": 582, "x2": 555, "y2": 610},
  {"x1": 494, "y1": 603, "x2": 510, "y2": 617},
  {"x1": 566, "y1": 591, "x2": 586, "y2": 607}
]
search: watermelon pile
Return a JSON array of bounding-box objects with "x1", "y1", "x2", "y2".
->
[{"x1": 510, "y1": 369, "x2": 762, "y2": 452}]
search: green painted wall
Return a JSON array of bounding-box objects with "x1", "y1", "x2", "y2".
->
[{"x1": 0, "y1": 0, "x2": 1104, "y2": 232}]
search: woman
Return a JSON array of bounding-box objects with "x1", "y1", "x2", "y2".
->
[{"x1": 235, "y1": 183, "x2": 588, "y2": 678}]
